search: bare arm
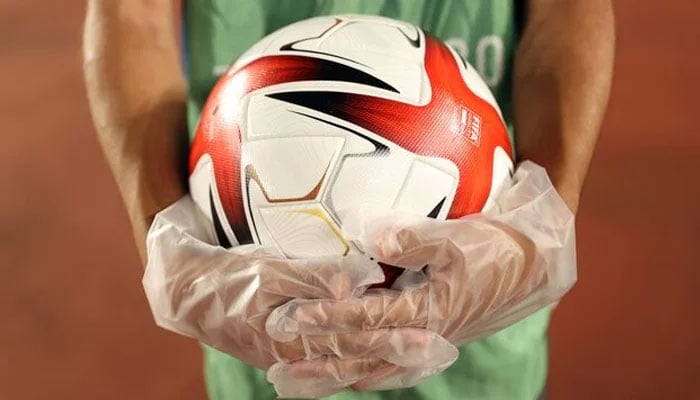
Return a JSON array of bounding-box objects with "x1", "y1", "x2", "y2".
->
[
  {"x1": 83, "y1": 0, "x2": 187, "y2": 262},
  {"x1": 514, "y1": 0, "x2": 615, "y2": 213}
]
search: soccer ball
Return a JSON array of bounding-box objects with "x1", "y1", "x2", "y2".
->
[{"x1": 189, "y1": 15, "x2": 514, "y2": 286}]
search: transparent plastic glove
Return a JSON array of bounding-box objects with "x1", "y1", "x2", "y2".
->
[
  {"x1": 266, "y1": 161, "x2": 577, "y2": 390},
  {"x1": 143, "y1": 196, "x2": 458, "y2": 397},
  {"x1": 266, "y1": 326, "x2": 457, "y2": 398}
]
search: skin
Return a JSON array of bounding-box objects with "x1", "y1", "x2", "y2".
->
[
  {"x1": 514, "y1": 0, "x2": 615, "y2": 213},
  {"x1": 84, "y1": 0, "x2": 188, "y2": 263},
  {"x1": 84, "y1": 0, "x2": 614, "y2": 391}
]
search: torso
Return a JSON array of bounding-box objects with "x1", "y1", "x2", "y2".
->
[{"x1": 183, "y1": 2, "x2": 550, "y2": 400}]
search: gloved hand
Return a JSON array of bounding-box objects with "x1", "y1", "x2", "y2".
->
[
  {"x1": 142, "y1": 196, "x2": 458, "y2": 398},
  {"x1": 266, "y1": 161, "x2": 578, "y2": 391}
]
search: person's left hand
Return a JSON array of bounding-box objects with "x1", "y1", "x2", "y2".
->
[{"x1": 266, "y1": 161, "x2": 578, "y2": 391}]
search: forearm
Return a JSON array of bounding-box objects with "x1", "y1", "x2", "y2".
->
[
  {"x1": 83, "y1": 0, "x2": 187, "y2": 262},
  {"x1": 514, "y1": 0, "x2": 614, "y2": 212}
]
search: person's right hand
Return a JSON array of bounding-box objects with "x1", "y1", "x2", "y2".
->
[{"x1": 143, "y1": 196, "x2": 458, "y2": 398}]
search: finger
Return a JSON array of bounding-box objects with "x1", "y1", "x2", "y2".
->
[
  {"x1": 344, "y1": 208, "x2": 503, "y2": 273},
  {"x1": 374, "y1": 224, "x2": 468, "y2": 271},
  {"x1": 352, "y1": 362, "x2": 451, "y2": 392},
  {"x1": 351, "y1": 364, "x2": 403, "y2": 391},
  {"x1": 267, "y1": 358, "x2": 389, "y2": 398},
  {"x1": 273, "y1": 328, "x2": 458, "y2": 370},
  {"x1": 380, "y1": 217, "x2": 544, "y2": 272},
  {"x1": 267, "y1": 290, "x2": 429, "y2": 341},
  {"x1": 260, "y1": 253, "x2": 384, "y2": 300}
]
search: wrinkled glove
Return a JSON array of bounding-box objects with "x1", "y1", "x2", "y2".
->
[
  {"x1": 143, "y1": 196, "x2": 458, "y2": 398},
  {"x1": 266, "y1": 161, "x2": 577, "y2": 391}
]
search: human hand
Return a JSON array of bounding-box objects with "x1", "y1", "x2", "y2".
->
[
  {"x1": 143, "y1": 196, "x2": 458, "y2": 398},
  {"x1": 266, "y1": 161, "x2": 577, "y2": 391}
]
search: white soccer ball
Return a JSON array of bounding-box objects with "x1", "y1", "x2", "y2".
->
[{"x1": 188, "y1": 15, "x2": 513, "y2": 284}]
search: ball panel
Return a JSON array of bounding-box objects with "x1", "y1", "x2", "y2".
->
[
  {"x1": 393, "y1": 158, "x2": 457, "y2": 219},
  {"x1": 258, "y1": 205, "x2": 348, "y2": 258},
  {"x1": 242, "y1": 136, "x2": 344, "y2": 201},
  {"x1": 329, "y1": 149, "x2": 414, "y2": 222}
]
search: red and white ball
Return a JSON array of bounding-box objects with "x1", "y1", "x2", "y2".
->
[{"x1": 189, "y1": 15, "x2": 513, "y2": 286}]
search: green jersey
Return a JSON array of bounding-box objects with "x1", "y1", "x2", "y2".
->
[{"x1": 184, "y1": 1, "x2": 550, "y2": 399}]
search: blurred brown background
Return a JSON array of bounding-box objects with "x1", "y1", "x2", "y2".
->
[{"x1": 1, "y1": 1, "x2": 699, "y2": 399}]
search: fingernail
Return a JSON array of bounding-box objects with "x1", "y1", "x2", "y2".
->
[
  {"x1": 280, "y1": 317, "x2": 299, "y2": 334},
  {"x1": 378, "y1": 230, "x2": 401, "y2": 258}
]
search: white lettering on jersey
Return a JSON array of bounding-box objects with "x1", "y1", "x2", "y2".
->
[{"x1": 475, "y1": 35, "x2": 504, "y2": 88}]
